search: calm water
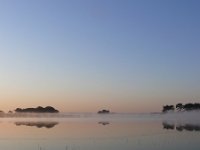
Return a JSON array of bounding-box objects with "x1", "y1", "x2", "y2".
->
[{"x1": 0, "y1": 113, "x2": 200, "y2": 150}]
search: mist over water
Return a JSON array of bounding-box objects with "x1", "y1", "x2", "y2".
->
[
  {"x1": 161, "y1": 111, "x2": 200, "y2": 124},
  {"x1": 2, "y1": 111, "x2": 200, "y2": 123},
  {"x1": 0, "y1": 112, "x2": 200, "y2": 150}
]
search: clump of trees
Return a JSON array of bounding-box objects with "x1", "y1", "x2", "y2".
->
[
  {"x1": 162, "y1": 105, "x2": 175, "y2": 113},
  {"x1": 15, "y1": 106, "x2": 59, "y2": 113},
  {"x1": 98, "y1": 109, "x2": 110, "y2": 114},
  {"x1": 162, "y1": 103, "x2": 200, "y2": 113}
]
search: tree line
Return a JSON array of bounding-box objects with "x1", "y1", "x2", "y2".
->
[
  {"x1": 162, "y1": 103, "x2": 200, "y2": 112},
  {"x1": 15, "y1": 106, "x2": 59, "y2": 113}
]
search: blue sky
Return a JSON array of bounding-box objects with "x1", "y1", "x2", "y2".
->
[{"x1": 0, "y1": 0, "x2": 200, "y2": 112}]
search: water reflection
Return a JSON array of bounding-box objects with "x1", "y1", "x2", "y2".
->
[
  {"x1": 98, "y1": 121, "x2": 110, "y2": 126},
  {"x1": 162, "y1": 122, "x2": 175, "y2": 130},
  {"x1": 15, "y1": 121, "x2": 59, "y2": 128},
  {"x1": 0, "y1": 117, "x2": 199, "y2": 150},
  {"x1": 163, "y1": 121, "x2": 200, "y2": 132}
]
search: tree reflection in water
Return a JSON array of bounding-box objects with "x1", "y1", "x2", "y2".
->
[
  {"x1": 15, "y1": 121, "x2": 59, "y2": 129},
  {"x1": 98, "y1": 121, "x2": 110, "y2": 126},
  {"x1": 163, "y1": 121, "x2": 200, "y2": 132}
]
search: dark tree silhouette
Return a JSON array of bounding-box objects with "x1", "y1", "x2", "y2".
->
[
  {"x1": 193, "y1": 103, "x2": 200, "y2": 110},
  {"x1": 184, "y1": 103, "x2": 195, "y2": 111},
  {"x1": 15, "y1": 106, "x2": 59, "y2": 113},
  {"x1": 162, "y1": 105, "x2": 174, "y2": 113},
  {"x1": 162, "y1": 102, "x2": 200, "y2": 112},
  {"x1": 98, "y1": 109, "x2": 110, "y2": 114},
  {"x1": 176, "y1": 103, "x2": 183, "y2": 111}
]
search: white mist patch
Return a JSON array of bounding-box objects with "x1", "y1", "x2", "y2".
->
[{"x1": 162, "y1": 111, "x2": 200, "y2": 125}]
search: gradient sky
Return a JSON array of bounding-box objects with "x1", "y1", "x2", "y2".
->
[{"x1": 0, "y1": 0, "x2": 200, "y2": 113}]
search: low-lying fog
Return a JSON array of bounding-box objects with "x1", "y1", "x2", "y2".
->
[{"x1": 0, "y1": 111, "x2": 200, "y2": 125}]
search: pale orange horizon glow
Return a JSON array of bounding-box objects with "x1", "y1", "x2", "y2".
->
[{"x1": 0, "y1": 81, "x2": 197, "y2": 113}]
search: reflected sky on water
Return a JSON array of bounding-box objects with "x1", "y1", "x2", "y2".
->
[{"x1": 0, "y1": 113, "x2": 200, "y2": 150}]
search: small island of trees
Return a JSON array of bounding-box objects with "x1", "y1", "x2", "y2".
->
[
  {"x1": 15, "y1": 106, "x2": 59, "y2": 113},
  {"x1": 98, "y1": 109, "x2": 110, "y2": 114},
  {"x1": 162, "y1": 103, "x2": 200, "y2": 113}
]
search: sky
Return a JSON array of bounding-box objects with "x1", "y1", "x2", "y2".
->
[{"x1": 0, "y1": 0, "x2": 200, "y2": 113}]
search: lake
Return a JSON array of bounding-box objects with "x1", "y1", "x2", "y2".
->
[{"x1": 0, "y1": 113, "x2": 200, "y2": 150}]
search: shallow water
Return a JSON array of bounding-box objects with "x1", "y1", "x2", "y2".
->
[{"x1": 0, "y1": 113, "x2": 200, "y2": 150}]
